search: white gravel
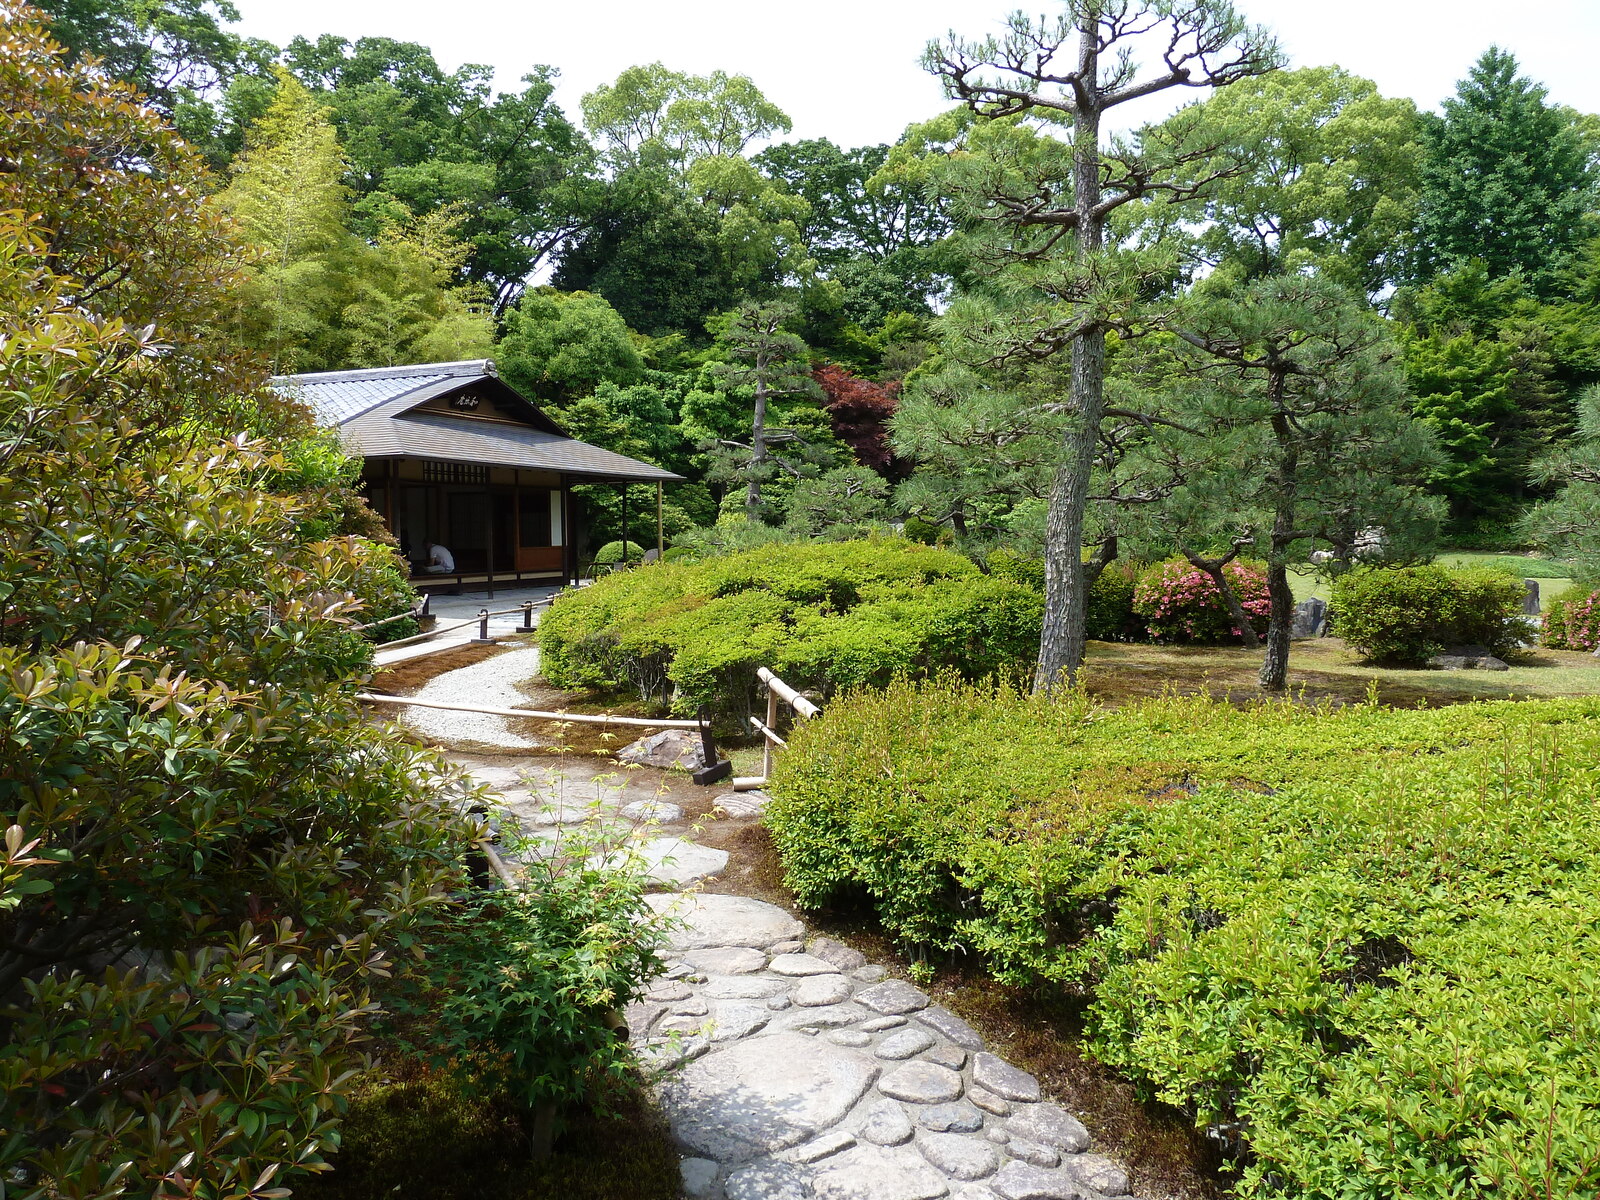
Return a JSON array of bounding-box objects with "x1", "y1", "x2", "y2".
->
[{"x1": 403, "y1": 644, "x2": 544, "y2": 749}]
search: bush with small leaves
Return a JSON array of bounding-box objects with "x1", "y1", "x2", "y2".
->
[
  {"x1": 1331, "y1": 564, "x2": 1531, "y2": 663},
  {"x1": 1134, "y1": 558, "x2": 1270, "y2": 643}
]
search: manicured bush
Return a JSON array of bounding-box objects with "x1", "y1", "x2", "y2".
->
[
  {"x1": 538, "y1": 538, "x2": 1041, "y2": 719},
  {"x1": 1133, "y1": 557, "x2": 1270, "y2": 642},
  {"x1": 1541, "y1": 587, "x2": 1600, "y2": 650},
  {"x1": 593, "y1": 539, "x2": 646, "y2": 567},
  {"x1": 767, "y1": 679, "x2": 1600, "y2": 1199},
  {"x1": 1331, "y1": 564, "x2": 1530, "y2": 663}
]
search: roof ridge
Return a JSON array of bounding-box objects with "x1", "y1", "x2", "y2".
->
[{"x1": 270, "y1": 359, "x2": 496, "y2": 386}]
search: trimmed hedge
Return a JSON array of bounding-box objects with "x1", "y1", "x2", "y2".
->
[
  {"x1": 1331, "y1": 564, "x2": 1530, "y2": 663},
  {"x1": 767, "y1": 680, "x2": 1600, "y2": 1199},
  {"x1": 537, "y1": 539, "x2": 1042, "y2": 718}
]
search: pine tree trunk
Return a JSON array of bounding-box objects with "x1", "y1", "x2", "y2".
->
[
  {"x1": 1260, "y1": 558, "x2": 1295, "y2": 691},
  {"x1": 1260, "y1": 401, "x2": 1299, "y2": 690},
  {"x1": 747, "y1": 375, "x2": 768, "y2": 518},
  {"x1": 1181, "y1": 546, "x2": 1259, "y2": 648},
  {"x1": 1035, "y1": 18, "x2": 1105, "y2": 695}
]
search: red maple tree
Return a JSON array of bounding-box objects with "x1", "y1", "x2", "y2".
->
[{"x1": 813, "y1": 363, "x2": 908, "y2": 481}]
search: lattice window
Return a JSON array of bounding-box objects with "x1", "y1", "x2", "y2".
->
[{"x1": 423, "y1": 460, "x2": 488, "y2": 485}]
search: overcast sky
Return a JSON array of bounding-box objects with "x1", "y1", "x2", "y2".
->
[{"x1": 230, "y1": 0, "x2": 1600, "y2": 148}]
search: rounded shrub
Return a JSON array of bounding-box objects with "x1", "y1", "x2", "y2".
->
[
  {"x1": 1330, "y1": 564, "x2": 1530, "y2": 664},
  {"x1": 594, "y1": 539, "x2": 645, "y2": 567},
  {"x1": 1133, "y1": 558, "x2": 1270, "y2": 643},
  {"x1": 1542, "y1": 588, "x2": 1600, "y2": 650}
]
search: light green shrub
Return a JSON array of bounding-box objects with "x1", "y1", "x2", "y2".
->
[
  {"x1": 767, "y1": 680, "x2": 1600, "y2": 1199},
  {"x1": 985, "y1": 549, "x2": 1142, "y2": 642},
  {"x1": 1331, "y1": 564, "x2": 1530, "y2": 662},
  {"x1": 538, "y1": 539, "x2": 1041, "y2": 719},
  {"x1": 593, "y1": 539, "x2": 645, "y2": 567}
]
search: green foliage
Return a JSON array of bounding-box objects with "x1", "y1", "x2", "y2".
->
[
  {"x1": 986, "y1": 550, "x2": 1142, "y2": 643},
  {"x1": 1134, "y1": 558, "x2": 1271, "y2": 643},
  {"x1": 497, "y1": 288, "x2": 645, "y2": 403},
  {"x1": 593, "y1": 540, "x2": 646, "y2": 567},
  {"x1": 1330, "y1": 564, "x2": 1530, "y2": 663},
  {"x1": 767, "y1": 679, "x2": 1600, "y2": 1199},
  {"x1": 1541, "y1": 588, "x2": 1600, "y2": 651},
  {"x1": 537, "y1": 539, "x2": 1040, "y2": 719}
]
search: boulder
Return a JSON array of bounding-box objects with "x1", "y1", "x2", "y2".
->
[
  {"x1": 1428, "y1": 654, "x2": 1509, "y2": 672},
  {"x1": 618, "y1": 728, "x2": 704, "y2": 770},
  {"x1": 1523, "y1": 578, "x2": 1541, "y2": 615},
  {"x1": 1290, "y1": 596, "x2": 1328, "y2": 640}
]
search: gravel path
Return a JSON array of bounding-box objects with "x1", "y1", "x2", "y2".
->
[
  {"x1": 634, "y1": 893, "x2": 1139, "y2": 1200},
  {"x1": 402, "y1": 644, "x2": 544, "y2": 749}
]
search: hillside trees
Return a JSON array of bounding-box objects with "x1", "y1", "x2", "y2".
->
[{"x1": 925, "y1": 0, "x2": 1281, "y2": 689}]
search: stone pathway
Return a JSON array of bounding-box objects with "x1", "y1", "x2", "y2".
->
[{"x1": 632, "y1": 892, "x2": 1137, "y2": 1200}]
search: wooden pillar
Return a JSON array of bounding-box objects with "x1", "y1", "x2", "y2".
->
[
  {"x1": 620, "y1": 483, "x2": 629, "y2": 566},
  {"x1": 485, "y1": 481, "x2": 495, "y2": 600},
  {"x1": 512, "y1": 469, "x2": 522, "y2": 583},
  {"x1": 656, "y1": 480, "x2": 664, "y2": 559}
]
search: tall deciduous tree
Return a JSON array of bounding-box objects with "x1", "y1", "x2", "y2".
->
[
  {"x1": 581, "y1": 63, "x2": 791, "y2": 170},
  {"x1": 925, "y1": 0, "x2": 1280, "y2": 690},
  {"x1": 1411, "y1": 47, "x2": 1595, "y2": 292}
]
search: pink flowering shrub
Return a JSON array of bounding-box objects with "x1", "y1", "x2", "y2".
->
[
  {"x1": 1133, "y1": 558, "x2": 1272, "y2": 643},
  {"x1": 1542, "y1": 588, "x2": 1600, "y2": 650}
]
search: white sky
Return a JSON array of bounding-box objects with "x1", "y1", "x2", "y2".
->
[{"x1": 230, "y1": 0, "x2": 1600, "y2": 147}]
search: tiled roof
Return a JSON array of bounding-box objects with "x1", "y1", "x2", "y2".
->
[{"x1": 270, "y1": 360, "x2": 683, "y2": 484}]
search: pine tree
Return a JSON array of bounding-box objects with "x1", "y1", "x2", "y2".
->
[{"x1": 1411, "y1": 47, "x2": 1594, "y2": 291}]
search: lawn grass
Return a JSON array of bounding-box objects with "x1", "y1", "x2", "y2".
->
[{"x1": 1081, "y1": 636, "x2": 1600, "y2": 706}]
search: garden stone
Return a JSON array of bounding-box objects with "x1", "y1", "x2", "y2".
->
[
  {"x1": 1007, "y1": 1137, "x2": 1060, "y2": 1168},
  {"x1": 628, "y1": 837, "x2": 727, "y2": 887},
  {"x1": 918, "y1": 1132, "x2": 1001, "y2": 1181},
  {"x1": 1428, "y1": 653, "x2": 1509, "y2": 671},
  {"x1": 623, "y1": 1001, "x2": 661, "y2": 1038},
  {"x1": 830, "y1": 1029, "x2": 872, "y2": 1047},
  {"x1": 856, "y1": 979, "x2": 931, "y2": 1014},
  {"x1": 795, "y1": 974, "x2": 854, "y2": 1006},
  {"x1": 646, "y1": 892, "x2": 803, "y2": 950},
  {"x1": 861, "y1": 1016, "x2": 907, "y2": 1032},
  {"x1": 659, "y1": 1013, "x2": 713, "y2": 1036},
  {"x1": 879, "y1": 1061, "x2": 964, "y2": 1104},
  {"x1": 618, "y1": 728, "x2": 704, "y2": 770},
  {"x1": 810, "y1": 936, "x2": 868, "y2": 970},
  {"x1": 725, "y1": 1160, "x2": 810, "y2": 1200},
  {"x1": 990, "y1": 1162, "x2": 1092, "y2": 1200},
  {"x1": 772, "y1": 939, "x2": 805, "y2": 954},
  {"x1": 853, "y1": 964, "x2": 888, "y2": 982},
  {"x1": 968, "y1": 1088, "x2": 1010, "y2": 1117},
  {"x1": 646, "y1": 980, "x2": 692, "y2": 1003},
  {"x1": 1007, "y1": 1104, "x2": 1090, "y2": 1153},
  {"x1": 1290, "y1": 596, "x2": 1328, "y2": 639},
  {"x1": 986, "y1": 1128, "x2": 1009, "y2": 1145},
  {"x1": 638, "y1": 1032, "x2": 710, "y2": 1072},
  {"x1": 771, "y1": 952, "x2": 840, "y2": 976},
  {"x1": 680, "y1": 1157, "x2": 720, "y2": 1198},
  {"x1": 707, "y1": 1001, "x2": 771, "y2": 1042},
  {"x1": 621, "y1": 799, "x2": 683, "y2": 822},
  {"x1": 876, "y1": 1027, "x2": 938, "y2": 1059},
  {"x1": 767, "y1": 995, "x2": 792, "y2": 1010},
  {"x1": 681, "y1": 946, "x2": 767, "y2": 976},
  {"x1": 972, "y1": 1053, "x2": 1040, "y2": 1102},
  {"x1": 917, "y1": 1101, "x2": 984, "y2": 1133},
  {"x1": 672, "y1": 997, "x2": 710, "y2": 1017},
  {"x1": 713, "y1": 790, "x2": 770, "y2": 817},
  {"x1": 660, "y1": 1032, "x2": 879, "y2": 1162},
  {"x1": 1066, "y1": 1154, "x2": 1130, "y2": 1196},
  {"x1": 704, "y1": 975, "x2": 790, "y2": 1000},
  {"x1": 919, "y1": 1006, "x2": 985, "y2": 1050},
  {"x1": 859, "y1": 1098, "x2": 915, "y2": 1146},
  {"x1": 769, "y1": 1002, "x2": 866, "y2": 1031},
  {"x1": 813, "y1": 1143, "x2": 953, "y2": 1200},
  {"x1": 954, "y1": 1189, "x2": 1002, "y2": 1200},
  {"x1": 787, "y1": 1129, "x2": 857, "y2": 1163},
  {"x1": 925, "y1": 1043, "x2": 968, "y2": 1071},
  {"x1": 1524, "y1": 579, "x2": 1541, "y2": 614}
]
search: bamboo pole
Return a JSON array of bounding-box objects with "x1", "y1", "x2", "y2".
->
[{"x1": 356, "y1": 691, "x2": 701, "y2": 729}]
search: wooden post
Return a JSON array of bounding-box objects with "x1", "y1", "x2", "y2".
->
[
  {"x1": 656, "y1": 480, "x2": 664, "y2": 559},
  {"x1": 512, "y1": 469, "x2": 522, "y2": 583},
  {"x1": 485, "y1": 484, "x2": 495, "y2": 600},
  {"x1": 762, "y1": 683, "x2": 777, "y2": 781},
  {"x1": 620, "y1": 483, "x2": 629, "y2": 566}
]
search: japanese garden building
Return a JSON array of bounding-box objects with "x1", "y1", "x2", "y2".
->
[{"x1": 272, "y1": 359, "x2": 681, "y2": 590}]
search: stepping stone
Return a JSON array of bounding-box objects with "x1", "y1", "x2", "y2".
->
[
  {"x1": 830, "y1": 1029, "x2": 872, "y2": 1047},
  {"x1": 680, "y1": 946, "x2": 767, "y2": 975},
  {"x1": 918, "y1": 1101, "x2": 984, "y2": 1133},
  {"x1": 987, "y1": 1128, "x2": 1009, "y2": 1145},
  {"x1": 855, "y1": 979, "x2": 931, "y2": 1015},
  {"x1": 680, "y1": 1157, "x2": 718, "y2": 1198},
  {"x1": 879, "y1": 1061, "x2": 964, "y2": 1104},
  {"x1": 726, "y1": 1160, "x2": 810, "y2": 1200},
  {"x1": 972, "y1": 1053, "x2": 1041, "y2": 1102},
  {"x1": 875, "y1": 1027, "x2": 937, "y2": 1060},
  {"x1": 813, "y1": 1143, "x2": 953, "y2": 1200},
  {"x1": 795, "y1": 974, "x2": 853, "y2": 1006},
  {"x1": 464, "y1": 765, "x2": 527, "y2": 792},
  {"x1": 621, "y1": 799, "x2": 683, "y2": 822},
  {"x1": 1006, "y1": 1104, "x2": 1089, "y2": 1154},
  {"x1": 919, "y1": 1006, "x2": 985, "y2": 1051},
  {"x1": 809, "y1": 936, "x2": 868, "y2": 970},
  {"x1": 787, "y1": 1129, "x2": 856, "y2": 1164},
  {"x1": 630, "y1": 837, "x2": 727, "y2": 887},
  {"x1": 861, "y1": 1016, "x2": 907, "y2": 1032},
  {"x1": 858, "y1": 1098, "x2": 914, "y2": 1146},
  {"x1": 772, "y1": 939, "x2": 805, "y2": 954},
  {"x1": 854, "y1": 965, "x2": 888, "y2": 982},
  {"x1": 954, "y1": 1189, "x2": 1003, "y2": 1200},
  {"x1": 519, "y1": 802, "x2": 591, "y2": 826},
  {"x1": 926, "y1": 1043, "x2": 967, "y2": 1071},
  {"x1": 660, "y1": 1032, "x2": 879, "y2": 1162},
  {"x1": 969, "y1": 1088, "x2": 1010, "y2": 1117},
  {"x1": 647, "y1": 893, "x2": 804, "y2": 950},
  {"x1": 1066, "y1": 1154, "x2": 1130, "y2": 1196},
  {"x1": 672, "y1": 997, "x2": 710, "y2": 1016},
  {"x1": 918, "y1": 1131, "x2": 1000, "y2": 1181},
  {"x1": 989, "y1": 1162, "x2": 1090, "y2": 1200},
  {"x1": 704, "y1": 975, "x2": 789, "y2": 1000},
  {"x1": 769, "y1": 1002, "x2": 866, "y2": 1031},
  {"x1": 1008, "y1": 1137, "x2": 1060, "y2": 1168},
  {"x1": 770, "y1": 952, "x2": 839, "y2": 976},
  {"x1": 714, "y1": 790, "x2": 770, "y2": 817},
  {"x1": 707, "y1": 1001, "x2": 771, "y2": 1042},
  {"x1": 646, "y1": 981, "x2": 692, "y2": 1003}
]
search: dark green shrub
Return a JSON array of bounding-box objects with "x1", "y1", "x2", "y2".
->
[
  {"x1": 984, "y1": 549, "x2": 1142, "y2": 642},
  {"x1": 903, "y1": 516, "x2": 945, "y2": 545},
  {"x1": 767, "y1": 680, "x2": 1600, "y2": 1199},
  {"x1": 594, "y1": 539, "x2": 645, "y2": 567},
  {"x1": 1331, "y1": 564, "x2": 1530, "y2": 663},
  {"x1": 538, "y1": 538, "x2": 1041, "y2": 719}
]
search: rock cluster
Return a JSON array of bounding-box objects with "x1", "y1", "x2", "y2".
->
[{"x1": 633, "y1": 894, "x2": 1139, "y2": 1200}]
